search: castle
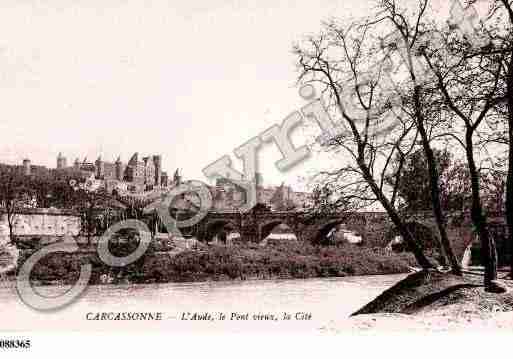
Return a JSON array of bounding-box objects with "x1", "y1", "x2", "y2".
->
[
  {"x1": 210, "y1": 177, "x2": 310, "y2": 211},
  {"x1": 60, "y1": 152, "x2": 169, "y2": 192},
  {"x1": 3, "y1": 152, "x2": 169, "y2": 193},
  {"x1": 174, "y1": 174, "x2": 313, "y2": 212},
  {"x1": 1, "y1": 153, "x2": 312, "y2": 208}
]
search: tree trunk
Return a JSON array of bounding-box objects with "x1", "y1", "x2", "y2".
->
[
  {"x1": 326, "y1": 54, "x2": 434, "y2": 270},
  {"x1": 474, "y1": 207, "x2": 498, "y2": 286},
  {"x1": 87, "y1": 207, "x2": 93, "y2": 245},
  {"x1": 466, "y1": 134, "x2": 497, "y2": 288},
  {"x1": 358, "y1": 159, "x2": 434, "y2": 269},
  {"x1": 507, "y1": 123, "x2": 513, "y2": 280},
  {"x1": 7, "y1": 212, "x2": 15, "y2": 246},
  {"x1": 413, "y1": 86, "x2": 462, "y2": 274},
  {"x1": 506, "y1": 49, "x2": 513, "y2": 279}
]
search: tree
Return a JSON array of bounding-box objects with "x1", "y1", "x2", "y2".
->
[
  {"x1": 0, "y1": 168, "x2": 32, "y2": 244},
  {"x1": 389, "y1": 148, "x2": 505, "y2": 212},
  {"x1": 69, "y1": 180, "x2": 116, "y2": 244},
  {"x1": 294, "y1": 18, "x2": 435, "y2": 269},
  {"x1": 485, "y1": 0, "x2": 513, "y2": 279},
  {"x1": 373, "y1": 0, "x2": 461, "y2": 274},
  {"x1": 387, "y1": 149, "x2": 456, "y2": 213},
  {"x1": 499, "y1": 0, "x2": 513, "y2": 280},
  {"x1": 29, "y1": 176, "x2": 78, "y2": 209},
  {"x1": 420, "y1": 7, "x2": 505, "y2": 290}
]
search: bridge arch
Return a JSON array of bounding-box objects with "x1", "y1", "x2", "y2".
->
[
  {"x1": 384, "y1": 221, "x2": 448, "y2": 265},
  {"x1": 202, "y1": 219, "x2": 239, "y2": 243},
  {"x1": 316, "y1": 220, "x2": 345, "y2": 244},
  {"x1": 385, "y1": 221, "x2": 439, "y2": 249},
  {"x1": 461, "y1": 221, "x2": 509, "y2": 268},
  {"x1": 306, "y1": 219, "x2": 363, "y2": 245},
  {"x1": 259, "y1": 219, "x2": 298, "y2": 243}
]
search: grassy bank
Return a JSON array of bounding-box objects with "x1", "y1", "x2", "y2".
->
[
  {"x1": 152, "y1": 241, "x2": 417, "y2": 283},
  {"x1": 20, "y1": 240, "x2": 418, "y2": 285}
]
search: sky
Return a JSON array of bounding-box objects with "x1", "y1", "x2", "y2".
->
[{"x1": 0, "y1": 0, "x2": 461, "y2": 190}]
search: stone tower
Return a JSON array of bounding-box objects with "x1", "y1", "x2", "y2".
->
[
  {"x1": 57, "y1": 152, "x2": 67, "y2": 169},
  {"x1": 22, "y1": 159, "x2": 31, "y2": 176},
  {"x1": 153, "y1": 155, "x2": 162, "y2": 186},
  {"x1": 95, "y1": 155, "x2": 104, "y2": 179},
  {"x1": 173, "y1": 168, "x2": 182, "y2": 186},
  {"x1": 126, "y1": 152, "x2": 140, "y2": 183},
  {"x1": 255, "y1": 172, "x2": 263, "y2": 187},
  {"x1": 115, "y1": 156, "x2": 123, "y2": 180},
  {"x1": 74, "y1": 158, "x2": 80, "y2": 169}
]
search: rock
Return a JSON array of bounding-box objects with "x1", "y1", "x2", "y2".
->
[{"x1": 487, "y1": 280, "x2": 508, "y2": 294}]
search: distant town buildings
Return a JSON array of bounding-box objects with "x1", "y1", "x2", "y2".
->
[
  {"x1": 0, "y1": 158, "x2": 50, "y2": 179},
  {"x1": 0, "y1": 153, "x2": 312, "y2": 210},
  {"x1": 177, "y1": 173, "x2": 312, "y2": 212},
  {"x1": 0, "y1": 152, "x2": 170, "y2": 193}
]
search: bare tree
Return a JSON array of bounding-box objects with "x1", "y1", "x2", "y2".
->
[
  {"x1": 486, "y1": 0, "x2": 513, "y2": 278},
  {"x1": 0, "y1": 168, "x2": 31, "y2": 245},
  {"x1": 293, "y1": 19, "x2": 435, "y2": 269},
  {"x1": 70, "y1": 181, "x2": 117, "y2": 244},
  {"x1": 373, "y1": 0, "x2": 461, "y2": 274},
  {"x1": 420, "y1": 14, "x2": 505, "y2": 290}
]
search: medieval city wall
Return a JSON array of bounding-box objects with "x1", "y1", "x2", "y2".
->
[{"x1": 0, "y1": 208, "x2": 81, "y2": 238}]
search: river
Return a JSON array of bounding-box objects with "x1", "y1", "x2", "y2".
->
[{"x1": 0, "y1": 275, "x2": 406, "y2": 332}]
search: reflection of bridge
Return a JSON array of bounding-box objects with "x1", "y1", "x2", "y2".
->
[{"x1": 187, "y1": 206, "x2": 508, "y2": 263}]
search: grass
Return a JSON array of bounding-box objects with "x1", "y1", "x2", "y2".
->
[
  {"x1": 21, "y1": 239, "x2": 418, "y2": 285},
  {"x1": 136, "y1": 240, "x2": 417, "y2": 283}
]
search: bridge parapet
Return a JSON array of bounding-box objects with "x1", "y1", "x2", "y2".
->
[
  {"x1": 187, "y1": 207, "x2": 507, "y2": 254},
  {"x1": 191, "y1": 208, "x2": 389, "y2": 244}
]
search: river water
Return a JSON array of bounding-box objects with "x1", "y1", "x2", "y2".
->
[{"x1": 0, "y1": 275, "x2": 406, "y2": 332}]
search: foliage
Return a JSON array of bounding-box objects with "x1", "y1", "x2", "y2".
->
[
  {"x1": 386, "y1": 148, "x2": 506, "y2": 213},
  {"x1": 0, "y1": 168, "x2": 34, "y2": 243},
  {"x1": 139, "y1": 241, "x2": 416, "y2": 283},
  {"x1": 23, "y1": 241, "x2": 417, "y2": 285}
]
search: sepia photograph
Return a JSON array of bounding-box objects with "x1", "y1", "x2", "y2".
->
[{"x1": 1, "y1": 0, "x2": 513, "y2": 356}]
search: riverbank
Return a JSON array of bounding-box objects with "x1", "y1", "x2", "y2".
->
[
  {"x1": 353, "y1": 270, "x2": 513, "y2": 315},
  {"x1": 157, "y1": 241, "x2": 417, "y2": 282},
  {"x1": 327, "y1": 270, "x2": 513, "y2": 332},
  {"x1": 13, "y1": 240, "x2": 417, "y2": 285}
]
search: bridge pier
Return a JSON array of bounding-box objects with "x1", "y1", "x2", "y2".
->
[{"x1": 240, "y1": 226, "x2": 260, "y2": 243}]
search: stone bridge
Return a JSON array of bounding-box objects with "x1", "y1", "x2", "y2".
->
[
  {"x1": 397, "y1": 210, "x2": 508, "y2": 265},
  {"x1": 185, "y1": 205, "x2": 507, "y2": 263},
  {"x1": 192, "y1": 205, "x2": 384, "y2": 244}
]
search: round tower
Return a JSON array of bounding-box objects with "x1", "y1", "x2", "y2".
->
[
  {"x1": 255, "y1": 172, "x2": 264, "y2": 187},
  {"x1": 57, "y1": 152, "x2": 67, "y2": 169},
  {"x1": 95, "y1": 155, "x2": 104, "y2": 179},
  {"x1": 22, "y1": 159, "x2": 31, "y2": 176},
  {"x1": 173, "y1": 168, "x2": 182, "y2": 186},
  {"x1": 153, "y1": 155, "x2": 162, "y2": 186},
  {"x1": 115, "y1": 156, "x2": 123, "y2": 181}
]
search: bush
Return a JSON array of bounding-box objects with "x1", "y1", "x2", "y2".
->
[
  {"x1": 20, "y1": 239, "x2": 417, "y2": 285},
  {"x1": 163, "y1": 241, "x2": 416, "y2": 282}
]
